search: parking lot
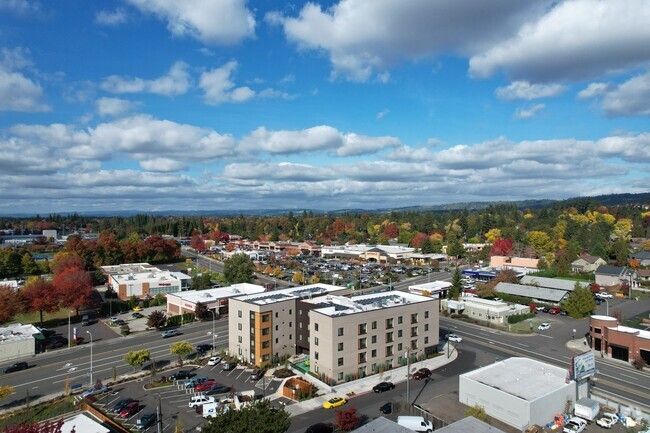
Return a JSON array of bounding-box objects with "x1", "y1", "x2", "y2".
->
[{"x1": 88, "y1": 360, "x2": 284, "y2": 431}]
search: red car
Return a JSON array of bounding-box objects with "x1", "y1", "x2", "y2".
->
[
  {"x1": 548, "y1": 307, "x2": 561, "y2": 315},
  {"x1": 412, "y1": 368, "x2": 431, "y2": 380},
  {"x1": 119, "y1": 401, "x2": 140, "y2": 418},
  {"x1": 195, "y1": 380, "x2": 218, "y2": 392}
]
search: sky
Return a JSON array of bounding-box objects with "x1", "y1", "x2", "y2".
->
[{"x1": 0, "y1": 0, "x2": 649, "y2": 215}]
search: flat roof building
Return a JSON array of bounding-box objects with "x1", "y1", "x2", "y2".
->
[
  {"x1": 441, "y1": 297, "x2": 530, "y2": 326},
  {"x1": 0, "y1": 323, "x2": 42, "y2": 363},
  {"x1": 102, "y1": 263, "x2": 191, "y2": 300},
  {"x1": 589, "y1": 315, "x2": 650, "y2": 364},
  {"x1": 166, "y1": 283, "x2": 267, "y2": 316}
]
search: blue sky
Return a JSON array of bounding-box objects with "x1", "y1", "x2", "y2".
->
[{"x1": 0, "y1": 0, "x2": 649, "y2": 214}]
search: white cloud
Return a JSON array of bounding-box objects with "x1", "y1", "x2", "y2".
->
[
  {"x1": 0, "y1": 0, "x2": 41, "y2": 16},
  {"x1": 199, "y1": 61, "x2": 254, "y2": 104},
  {"x1": 139, "y1": 158, "x2": 188, "y2": 172},
  {"x1": 96, "y1": 8, "x2": 129, "y2": 26},
  {"x1": 96, "y1": 97, "x2": 138, "y2": 117},
  {"x1": 579, "y1": 72, "x2": 650, "y2": 117},
  {"x1": 101, "y1": 61, "x2": 191, "y2": 96},
  {"x1": 126, "y1": 0, "x2": 255, "y2": 45},
  {"x1": 427, "y1": 138, "x2": 443, "y2": 147},
  {"x1": 272, "y1": 1, "x2": 547, "y2": 81},
  {"x1": 0, "y1": 58, "x2": 49, "y2": 112},
  {"x1": 376, "y1": 109, "x2": 390, "y2": 120},
  {"x1": 469, "y1": 0, "x2": 650, "y2": 82},
  {"x1": 496, "y1": 81, "x2": 566, "y2": 100},
  {"x1": 515, "y1": 103, "x2": 545, "y2": 119}
]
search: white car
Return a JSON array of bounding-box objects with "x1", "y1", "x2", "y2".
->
[
  {"x1": 596, "y1": 413, "x2": 618, "y2": 428},
  {"x1": 207, "y1": 356, "x2": 221, "y2": 366},
  {"x1": 596, "y1": 292, "x2": 613, "y2": 299},
  {"x1": 563, "y1": 417, "x2": 587, "y2": 433},
  {"x1": 448, "y1": 334, "x2": 463, "y2": 343},
  {"x1": 188, "y1": 395, "x2": 215, "y2": 408},
  {"x1": 538, "y1": 323, "x2": 551, "y2": 331}
]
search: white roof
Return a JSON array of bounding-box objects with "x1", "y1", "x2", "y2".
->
[
  {"x1": 409, "y1": 281, "x2": 452, "y2": 292},
  {"x1": 607, "y1": 324, "x2": 650, "y2": 340},
  {"x1": 235, "y1": 283, "x2": 343, "y2": 306},
  {"x1": 61, "y1": 413, "x2": 109, "y2": 433},
  {"x1": 167, "y1": 283, "x2": 266, "y2": 304},
  {"x1": 461, "y1": 357, "x2": 571, "y2": 401},
  {"x1": 310, "y1": 290, "x2": 434, "y2": 317},
  {"x1": 0, "y1": 323, "x2": 40, "y2": 344},
  {"x1": 520, "y1": 276, "x2": 589, "y2": 291}
]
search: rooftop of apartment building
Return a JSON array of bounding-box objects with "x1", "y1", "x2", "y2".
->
[
  {"x1": 305, "y1": 290, "x2": 433, "y2": 318},
  {"x1": 232, "y1": 283, "x2": 344, "y2": 306},
  {"x1": 167, "y1": 283, "x2": 266, "y2": 304}
]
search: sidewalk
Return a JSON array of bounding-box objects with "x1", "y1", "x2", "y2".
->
[{"x1": 281, "y1": 343, "x2": 459, "y2": 416}]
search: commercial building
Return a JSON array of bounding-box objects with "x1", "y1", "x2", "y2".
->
[
  {"x1": 166, "y1": 283, "x2": 266, "y2": 316},
  {"x1": 0, "y1": 323, "x2": 42, "y2": 363},
  {"x1": 102, "y1": 263, "x2": 191, "y2": 299},
  {"x1": 408, "y1": 281, "x2": 452, "y2": 298},
  {"x1": 589, "y1": 315, "x2": 650, "y2": 363},
  {"x1": 307, "y1": 291, "x2": 439, "y2": 384},
  {"x1": 489, "y1": 256, "x2": 539, "y2": 272},
  {"x1": 441, "y1": 297, "x2": 530, "y2": 326},
  {"x1": 459, "y1": 357, "x2": 575, "y2": 430},
  {"x1": 494, "y1": 282, "x2": 568, "y2": 305}
]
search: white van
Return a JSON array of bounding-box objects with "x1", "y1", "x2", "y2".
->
[{"x1": 397, "y1": 416, "x2": 434, "y2": 432}]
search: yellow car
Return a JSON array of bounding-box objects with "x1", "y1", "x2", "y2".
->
[
  {"x1": 322, "y1": 397, "x2": 347, "y2": 409},
  {"x1": 133, "y1": 306, "x2": 142, "y2": 312}
]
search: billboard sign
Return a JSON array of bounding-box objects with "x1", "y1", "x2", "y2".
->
[{"x1": 571, "y1": 350, "x2": 596, "y2": 380}]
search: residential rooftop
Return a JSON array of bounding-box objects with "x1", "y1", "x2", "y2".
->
[
  {"x1": 167, "y1": 283, "x2": 266, "y2": 303},
  {"x1": 233, "y1": 283, "x2": 343, "y2": 306},
  {"x1": 308, "y1": 290, "x2": 433, "y2": 317}
]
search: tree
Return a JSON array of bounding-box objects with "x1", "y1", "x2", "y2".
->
[
  {"x1": 50, "y1": 252, "x2": 84, "y2": 276},
  {"x1": 610, "y1": 237, "x2": 629, "y2": 265},
  {"x1": 335, "y1": 407, "x2": 360, "y2": 431},
  {"x1": 170, "y1": 341, "x2": 193, "y2": 367},
  {"x1": 192, "y1": 273, "x2": 212, "y2": 290},
  {"x1": 309, "y1": 274, "x2": 320, "y2": 284},
  {"x1": 562, "y1": 283, "x2": 597, "y2": 319},
  {"x1": 190, "y1": 235, "x2": 206, "y2": 252},
  {"x1": 447, "y1": 240, "x2": 465, "y2": 259},
  {"x1": 464, "y1": 404, "x2": 489, "y2": 422},
  {"x1": 292, "y1": 271, "x2": 305, "y2": 284},
  {"x1": 53, "y1": 267, "x2": 92, "y2": 316},
  {"x1": 383, "y1": 223, "x2": 399, "y2": 239},
  {"x1": 420, "y1": 238, "x2": 434, "y2": 254},
  {"x1": 2, "y1": 419, "x2": 74, "y2": 433},
  {"x1": 194, "y1": 302, "x2": 211, "y2": 321},
  {"x1": 124, "y1": 349, "x2": 151, "y2": 373},
  {"x1": 147, "y1": 310, "x2": 167, "y2": 328},
  {"x1": 201, "y1": 399, "x2": 290, "y2": 433},
  {"x1": 448, "y1": 268, "x2": 462, "y2": 300},
  {"x1": 20, "y1": 254, "x2": 40, "y2": 275},
  {"x1": 0, "y1": 284, "x2": 22, "y2": 324},
  {"x1": 223, "y1": 253, "x2": 255, "y2": 284},
  {"x1": 21, "y1": 279, "x2": 59, "y2": 325},
  {"x1": 489, "y1": 238, "x2": 513, "y2": 257}
]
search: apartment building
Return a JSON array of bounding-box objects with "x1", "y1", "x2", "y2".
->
[
  {"x1": 308, "y1": 291, "x2": 439, "y2": 384},
  {"x1": 228, "y1": 284, "x2": 346, "y2": 366}
]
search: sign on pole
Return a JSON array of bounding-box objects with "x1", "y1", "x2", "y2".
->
[{"x1": 570, "y1": 350, "x2": 596, "y2": 380}]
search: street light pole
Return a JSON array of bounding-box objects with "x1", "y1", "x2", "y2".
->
[
  {"x1": 68, "y1": 311, "x2": 72, "y2": 350},
  {"x1": 209, "y1": 309, "x2": 217, "y2": 356},
  {"x1": 87, "y1": 330, "x2": 93, "y2": 386}
]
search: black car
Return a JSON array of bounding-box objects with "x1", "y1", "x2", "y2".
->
[
  {"x1": 205, "y1": 384, "x2": 231, "y2": 395},
  {"x1": 38, "y1": 328, "x2": 56, "y2": 338},
  {"x1": 170, "y1": 369, "x2": 193, "y2": 380},
  {"x1": 372, "y1": 381, "x2": 395, "y2": 393},
  {"x1": 135, "y1": 413, "x2": 157, "y2": 430},
  {"x1": 305, "y1": 423, "x2": 334, "y2": 433},
  {"x1": 112, "y1": 398, "x2": 136, "y2": 414},
  {"x1": 132, "y1": 312, "x2": 144, "y2": 319},
  {"x1": 44, "y1": 336, "x2": 68, "y2": 350},
  {"x1": 196, "y1": 344, "x2": 213, "y2": 353},
  {"x1": 4, "y1": 362, "x2": 28, "y2": 373},
  {"x1": 379, "y1": 402, "x2": 393, "y2": 414}
]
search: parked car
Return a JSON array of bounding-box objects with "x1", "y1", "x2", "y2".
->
[
  {"x1": 548, "y1": 308, "x2": 561, "y2": 315},
  {"x1": 44, "y1": 336, "x2": 68, "y2": 349},
  {"x1": 596, "y1": 413, "x2": 619, "y2": 428},
  {"x1": 250, "y1": 370, "x2": 265, "y2": 380},
  {"x1": 538, "y1": 323, "x2": 551, "y2": 331},
  {"x1": 412, "y1": 368, "x2": 432, "y2": 380},
  {"x1": 447, "y1": 334, "x2": 463, "y2": 343},
  {"x1": 207, "y1": 356, "x2": 221, "y2": 366},
  {"x1": 379, "y1": 402, "x2": 393, "y2": 414},
  {"x1": 134, "y1": 413, "x2": 157, "y2": 430},
  {"x1": 4, "y1": 362, "x2": 28, "y2": 373},
  {"x1": 184, "y1": 376, "x2": 209, "y2": 388},
  {"x1": 132, "y1": 312, "x2": 144, "y2": 319},
  {"x1": 372, "y1": 382, "x2": 395, "y2": 393},
  {"x1": 81, "y1": 385, "x2": 109, "y2": 398},
  {"x1": 119, "y1": 401, "x2": 140, "y2": 418},
  {"x1": 205, "y1": 384, "x2": 231, "y2": 395},
  {"x1": 596, "y1": 292, "x2": 613, "y2": 299},
  {"x1": 37, "y1": 327, "x2": 56, "y2": 338},
  {"x1": 112, "y1": 398, "x2": 136, "y2": 414},
  {"x1": 322, "y1": 397, "x2": 347, "y2": 409},
  {"x1": 196, "y1": 344, "x2": 213, "y2": 353},
  {"x1": 222, "y1": 360, "x2": 237, "y2": 371},
  {"x1": 161, "y1": 330, "x2": 180, "y2": 338},
  {"x1": 563, "y1": 417, "x2": 587, "y2": 433},
  {"x1": 305, "y1": 422, "x2": 334, "y2": 433},
  {"x1": 109, "y1": 316, "x2": 120, "y2": 324},
  {"x1": 189, "y1": 395, "x2": 215, "y2": 408},
  {"x1": 196, "y1": 380, "x2": 218, "y2": 392},
  {"x1": 170, "y1": 370, "x2": 193, "y2": 380}
]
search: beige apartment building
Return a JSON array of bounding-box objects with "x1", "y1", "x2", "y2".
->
[
  {"x1": 228, "y1": 284, "x2": 345, "y2": 366},
  {"x1": 308, "y1": 291, "x2": 439, "y2": 384}
]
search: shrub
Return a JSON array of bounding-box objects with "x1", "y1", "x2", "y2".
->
[
  {"x1": 508, "y1": 312, "x2": 536, "y2": 324},
  {"x1": 120, "y1": 324, "x2": 130, "y2": 336},
  {"x1": 632, "y1": 357, "x2": 646, "y2": 370}
]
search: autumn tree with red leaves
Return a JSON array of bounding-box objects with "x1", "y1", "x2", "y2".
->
[
  {"x1": 490, "y1": 238, "x2": 513, "y2": 257},
  {"x1": 53, "y1": 267, "x2": 92, "y2": 317},
  {"x1": 21, "y1": 279, "x2": 59, "y2": 325},
  {"x1": 50, "y1": 252, "x2": 85, "y2": 276},
  {"x1": 0, "y1": 284, "x2": 23, "y2": 324},
  {"x1": 383, "y1": 224, "x2": 399, "y2": 239},
  {"x1": 190, "y1": 234, "x2": 206, "y2": 252},
  {"x1": 2, "y1": 419, "x2": 74, "y2": 433},
  {"x1": 410, "y1": 233, "x2": 428, "y2": 249},
  {"x1": 335, "y1": 406, "x2": 360, "y2": 431}
]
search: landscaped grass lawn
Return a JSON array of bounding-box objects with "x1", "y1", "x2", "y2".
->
[{"x1": 10, "y1": 309, "x2": 77, "y2": 327}]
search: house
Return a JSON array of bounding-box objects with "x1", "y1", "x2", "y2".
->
[
  {"x1": 571, "y1": 255, "x2": 607, "y2": 273},
  {"x1": 630, "y1": 251, "x2": 650, "y2": 266},
  {"x1": 595, "y1": 265, "x2": 639, "y2": 288},
  {"x1": 636, "y1": 268, "x2": 650, "y2": 282}
]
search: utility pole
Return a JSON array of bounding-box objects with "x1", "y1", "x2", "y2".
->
[
  {"x1": 156, "y1": 394, "x2": 162, "y2": 433},
  {"x1": 406, "y1": 348, "x2": 411, "y2": 406}
]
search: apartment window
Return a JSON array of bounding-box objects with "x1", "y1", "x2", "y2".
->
[
  {"x1": 250, "y1": 312, "x2": 255, "y2": 320},
  {"x1": 411, "y1": 313, "x2": 418, "y2": 324},
  {"x1": 358, "y1": 352, "x2": 367, "y2": 364},
  {"x1": 398, "y1": 316, "x2": 403, "y2": 324},
  {"x1": 289, "y1": 309, "x2": 292, "y2": 315},
  {"x1": 275, "y1": 312, "x2": 278, "y2": 318},
  {"x1": 386, "y1": 332, "x2": 393, "y2": 343},
  {"x1": 425, "y1": 311, "x2": 429, "y2": 319},
  {"x1": 359, "y1": 323, "x2": 367, "y2": 335},
  {"x1": 289, "y1": 322, "x2": 292, "y2": 328},
  {"x1": 371, "y1": 363, "x2": 377, "y2": 373},
  {"x1": 386, "y1": 346, "x2": 393, "y2": 357},
  {"x1": 262, "y1": 328, "x2": 270, "y2": 336},
  {"x1": 358, "y1": 338, "x2": 367, "y2": 350},
  {"x1": 315, "y1": 323, "x2": 319, "y2": 332},
  {"x1": 398, "y1": 330, "x2": 403, "y2": 338},
  {"x1": 338, "y1": 327, "x2": 344, "y2": 336},
  {"x1": 298, "y1": 309, "x2": 302, "y2": 316},
  {"x1": 371, "y1": 349, "x2": 377, "y2": 358},
  {"x1": 314, "y1": 352, "x2": 319, "y2": 360},
  {"x1": 299, "y1": 322, "x2": 303, "y2": 329},
  {"x1": 289, "y1": 334, "x2": 292, "y2": 340},
  {"x1": 262, "y1": 341, "x2": 270, "y2": 349},
  {"x1": 238, "y1": 336, "x2": 242, "y2": 343},
  {"x1": 238, "y1": 323, "x2": 242, "y2": 331},
  {"x1": 424, "y1": 324, "x2": 429, "y2": 332},
  {"x1": 262, "y1": 314, "x2": 270, "y2": 322},
  {"x1": 386, "y1": 318, "x2": 394, "y2": 329},
  {"x1": 338, "y1": 357, "x2": 344, "y2": 366},
  {"x1": 250, "y1": 327, "x2": 255, "y2": 335},
  {"x1": 371, "y1": 321, "x2": 377, "y2": 330},
  {"x1": 299, "y1": 335, "x2": 303, "y2": 341},
  {"x1": 398, "y1": 343, "x2": 403, "y2": 352},
  {"x1": 338, "y1": 372, "x2": 344, "y2": 381},
  {"x1": 275, "y1": 338, "x2": 278, "y2": 344},
  {"x1": 338, "y1": 342, "x2": 344, "y2": 351},
  {"x1": 424, "y1": 337, "x2": 429, "y2": 344},
  {"x1": 262, "y1": 354, "x2": 270, "y2": 362},
  {"x1": 315, "y1": 337, "x2": 319, "y2": 346},
  {"x1": 411, "y1": 339, "x2": 418, "y2": 350},
  {"x1": 411, "y1": 326, "x2": 418, "y2": 337},
  {"x1": 371, "y1": 335, "x2": 377, "y2": 344},
  {"x1": 275, "y1": 325, "x2": 278, "y2": 331}
]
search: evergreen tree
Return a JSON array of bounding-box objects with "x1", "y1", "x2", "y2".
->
[
  {"x1": 223, "y1": 253, "x2": 255, "y2": 284},
  {"x1": 201, "y1": 399, "x2": 290, "y2": 433},
  {"x1": 448, "y1": 267, "x2": 462, "y2": 300},
  {"x1": 562, "y1": 283, "x2": 596, "y2": 318}
]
